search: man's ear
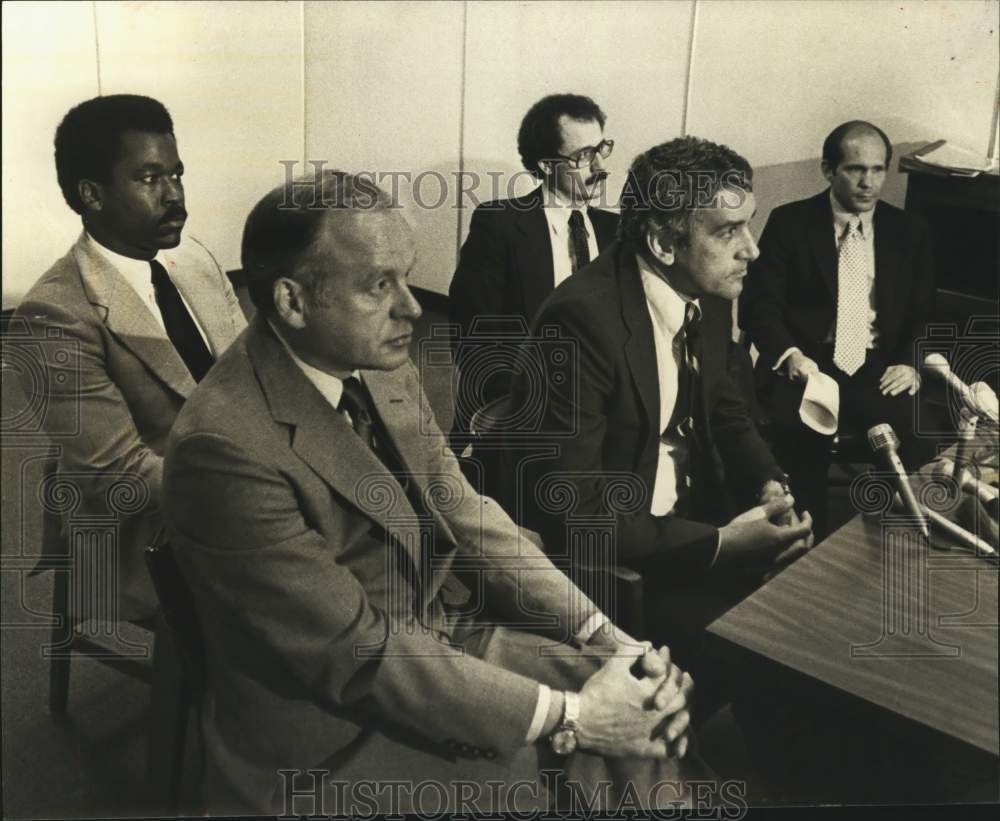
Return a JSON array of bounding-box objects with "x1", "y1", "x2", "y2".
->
[
  {"x1": 820, "y1": 160, "x2": 835, "y2": 183},
  {"x1": 646, "y1": 230, "x2": 675, "y2": 267},
  {"x1": 273, "y1": 277, "x2": 307, "y2": 330},
  {"x1": 78, "y1": 179, "x2": 102, "y2": 213}
]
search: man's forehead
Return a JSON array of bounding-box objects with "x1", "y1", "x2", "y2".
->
[
  {"x1": 116, "y1": 129, "x2": 179, "y2": 166},
  {"x1": 557, "y1": 116, "x2": 603, "y2": 151},
  {"x1": 840, "y1": 131, "x2": 887, "y2": 163},
  {"x1": 692, "y1": 188, "x2": 755, "y2": 226},
  {"x1": 314, "y1": 208, "x2": 415, "y2": 267}
]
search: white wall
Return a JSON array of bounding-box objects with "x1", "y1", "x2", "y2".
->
[
  {"x1": 3, "y1": 0, "x2": 998, "y2": 305},
  {"x1": 687, "y1": 0, "x2": 1000, "y2": 167}
]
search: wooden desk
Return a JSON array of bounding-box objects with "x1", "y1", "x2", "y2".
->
[{"x1": 707, "y1": 504, "x2": 998, "y2": 758}]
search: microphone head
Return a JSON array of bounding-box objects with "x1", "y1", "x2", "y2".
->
[
  {"x1": 970, "y1": 382, "x2": 999, "y2": 423},
  {"x1": 923, "y1": 353, "x2": 950, "y2": 372},
  {"x1": 867, "y1": 422, "x2": 900, "y2": 453}
]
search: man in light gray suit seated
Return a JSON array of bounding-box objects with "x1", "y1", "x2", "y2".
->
[
  {"x1": 12, "y1": 94, "x2": 246, "y2": 622},
  {"x1": 161, "y1": 170, "x2": 720, "y2": 815}
]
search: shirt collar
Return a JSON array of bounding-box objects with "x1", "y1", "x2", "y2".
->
[
  {"x1": 85, "y1": 231, "x2": 166, "y2": 281},
  {"x1": 635, "y1": 252, "x2": 700, "y2": 336},
  {"x1": 829, "y1": 188, "x2": 874, "y2": 238},
  {"x1": 541, "y1": 185, "x2": 588, "y2": 232},
  {"x1": 267, "y1": 320, "x2": 359, "y2": 410}
]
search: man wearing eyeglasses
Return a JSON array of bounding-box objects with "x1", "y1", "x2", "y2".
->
[{"x1": 448, "y1": 93, "x2": 618, "y2": 443}]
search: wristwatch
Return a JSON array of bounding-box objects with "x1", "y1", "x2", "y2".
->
[{"x1": 550, "y1": 691, "x2": 580, "y2": 755}]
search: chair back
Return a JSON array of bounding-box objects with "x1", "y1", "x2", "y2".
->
[{"x1": 144, "y1": 542, "x2": 205, "y2": 696}]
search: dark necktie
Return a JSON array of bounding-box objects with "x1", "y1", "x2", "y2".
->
[
  {"x1": 664, "y1": 303, "x2": 701, "y2": 436},
  {"x1": 338, "y1": 376, "x2": 415, "y2": 499},
  {"x1": 568, "y1": 210, "x2": 591, "y2": 274},
  {"x1": 150, "y1": 260, "x2": 214, "y2": 382},
  {"x1": 339, "y1": 376, "x2": 377, "y2": 450},
  {"x1": 663, "y1": 303, "x2": 701, "y2": 513}
]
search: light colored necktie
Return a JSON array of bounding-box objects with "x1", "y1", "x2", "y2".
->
[{"x1": 832, "y1": 219, "x2": 868, "y2": 376}]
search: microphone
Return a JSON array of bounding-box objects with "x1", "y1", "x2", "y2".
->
[
  {"x1": 923, "y1": 354, "x2": 999, "y2": 424},
  {"x1": 953, "y1": 410, "x2": 978, "y2": 482},
  {"x1": 909, "y1": 496, "x2": 997, "y2": 556},
  {"x1": 970, "y1": 381, "x2": 999, "y2": 425},
  {"x1": 935, "y1": 457, "x2": 1000, "y2": 519},
  {"x1": 868, "y1": 423, "x2": 931, "y2": 538}
]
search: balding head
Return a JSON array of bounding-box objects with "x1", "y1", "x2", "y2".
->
[
  {"x1": 822, "y1": 121, "x2": 892, "y2": 171},
  {"x1": 241, "y1": 169, "x2": 395, "y2": 316}
]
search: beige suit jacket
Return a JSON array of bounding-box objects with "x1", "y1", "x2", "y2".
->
[
  {"x1": 162, "y1": 317, "x2": 609, "y2": 813},
  {"x1": 11, "y1": 232, "x2": 246, "y2": 619}
]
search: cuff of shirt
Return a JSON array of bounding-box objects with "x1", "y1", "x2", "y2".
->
[
  {"x1": 525, "y1": 684, "x2": 552, "y2": 743},
  {"x1": 772, "y1": 346, "x2": 802, "y2": 373},
  {"x1": 707, "y1": 529, "x2": 724, "y2": 569},
  {"x1": 574, "y1": 611, "x2": 610, "y2": 645}
]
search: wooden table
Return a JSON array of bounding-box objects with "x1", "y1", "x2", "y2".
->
[{"x1": 707, "y1": 501, "x2": 999, "y2": 759}]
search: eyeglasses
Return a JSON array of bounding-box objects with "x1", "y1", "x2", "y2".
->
[{"x1": 552, "y1": 139, "x2": 614, "y2": 169}]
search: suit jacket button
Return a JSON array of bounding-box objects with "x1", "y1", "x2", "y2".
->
[
  {"x1": 484, "y1": 748, "x2": 497, "y2": 760},
  {"x1": 458, "y1": 743, "x2": 472, "y2": 756}
]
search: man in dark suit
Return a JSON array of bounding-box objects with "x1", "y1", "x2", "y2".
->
[
  {"x1": 449, "y1": 93, "x2": 618, "y2": 440},
  {"x1": 739, "y1": 121, "x2": 936, "y2": 537},
  {"x1": 507, "y1": 137, "x2": 813, "y2": 671},
  {"x1": 162, "y1": 170, "x2": 715, "y2": 816},
  {"x1": 11, "y1": 94, "x2": 245, "y2": 621}
]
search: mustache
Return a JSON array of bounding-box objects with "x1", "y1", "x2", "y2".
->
[{"x1": 160, "y1": 208, "x2": 188, "y2": 223}]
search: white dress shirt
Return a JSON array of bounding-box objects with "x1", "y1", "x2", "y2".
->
[
  {"x1": 541, "y1": 187, "x2": 600, "y2": 288},
  {"x1": 85, "y1": 232, "x2": 211, "y2": 350},
  {"x1": 267, "y1": 321, "x2": 607, "y2": 745},
  {"x1": 773, "y1": 189, "x2": 878, "y2": 372}
]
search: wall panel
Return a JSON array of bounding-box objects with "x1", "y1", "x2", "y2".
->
[
  {"x1": 2, "y1": 1, "x2": 100, "y2": 305},
  {"x1": 687, "y1": 0, "x2": 999, "y2": 168},
  {"x1": 303, "y1": 0, "x2": 465, "y2": 294},
  {"x1": 94, "y1": 0, "x2": 304, "y2": 273}
]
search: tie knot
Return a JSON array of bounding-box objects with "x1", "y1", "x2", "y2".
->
[
  {"x1": 844, "y1": 218, "x2": 862, "y2": 239},
  {"x1": 683, "y1": 302, "x2": 700, "y2": 330},
  {"x1": 149, "y1": 258, "x2": 168, "y2": 283},
  {"x1": 339, "y1": 376, "x2": 368, "y2": 415},
  {"x1": 568, "y1": 210, "x2": 586, "y2": 230}
]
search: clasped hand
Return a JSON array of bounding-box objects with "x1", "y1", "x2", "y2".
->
[{"x1": 577, "y1": 635, "x2": 693, "y2": 760}]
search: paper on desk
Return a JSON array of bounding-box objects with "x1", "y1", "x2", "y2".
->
[
  {"x1": 916, "y1": 142, "x2": 993, "y2": 175},
  {"x1": 800, "y1": 371, "x2": 839, "y2": 435}
]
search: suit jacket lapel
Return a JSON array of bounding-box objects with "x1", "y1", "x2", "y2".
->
[
  {"x1": 588, "y1": 207, "x2": 617, "y2": 251},
  {"x1": 514, "y1": 188, "x2": 555, "y2": 322},
  {"x1": 159, "y1": 249, "x2": 230, "y2": 356},
  {"x1": 246, "y1": 319, "x2": 428, "y2": 579},
  {"x1": 616, "y1": 244, "x2": 660, "y2": 441},
  {"x1": 73, "y1": 235, "x2": 196, "y2": 398},
  {"x1": 872, "y1": 201, "x2": 900, "y2": 315},
  {"x1": 365, "y1": 372, "x2": 463, "y2": 552},
  {"x1": 808, "y1": 191, "x2": 838, "y2": 300}
]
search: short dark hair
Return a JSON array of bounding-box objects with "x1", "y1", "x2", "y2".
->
[
  {"x1": 619, "y1": 136, "x2": 754, "y2": 252},
  {"x1": 54, "y1": 94, "x2": 174, "y2": 214},
  {"x1": 517, "y1": 93, "x2": 606, "y2": 178},
  {"x1": 822, "y1": 120, "x2": 893, "y2": 169},
  {"x1": 241, "y1": 169, "x2": 395, "y2": 315}
]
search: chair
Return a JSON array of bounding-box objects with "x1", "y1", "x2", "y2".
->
[
  {"x1": 47, "y1": 564, "x2": 153, "y2": 715},
  {"x1": 143, "y1": 542, "x2": 205, "y2": 812},
  {"x1": 468, "y1": 395, "x2": 646, "y2": 637}
]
